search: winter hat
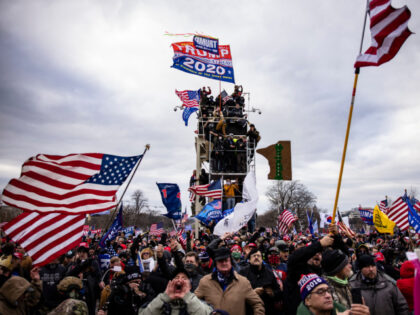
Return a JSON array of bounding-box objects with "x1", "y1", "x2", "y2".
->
[
  {"x1": 198, "y1": 251, "x2": 210, "y2": 262},
  {"x1": 125, "y1": 265, "x2": 142, "y2": 281},
  {"x1": 214, "y1": 247, "x2": 231, "y2": 261},
  {"x1": 322, "y1": 249, "x2": 349, "y2": 276},
  {"x1": 298, "y1": 273, "x2": 328, "y2": 301},
  {"x1": 357, "y1": 254, "x2": 376, "y2": 270}
]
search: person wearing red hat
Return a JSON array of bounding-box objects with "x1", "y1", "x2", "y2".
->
[{"x1": 397, "y1": 260, "x2": 415, "y2": 312}]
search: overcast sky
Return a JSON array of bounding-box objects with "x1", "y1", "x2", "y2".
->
[{"x1": 0, "y1": 0, "x2": 419, "y2": 217}]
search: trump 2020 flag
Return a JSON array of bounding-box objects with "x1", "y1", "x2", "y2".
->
[
  {"x1": 171, "y1": 42, "x2": 235, "y2": 83},
  {"x1": 405, "y1": 197, "x2": 420, "y2": 233},
  {"x1": 359, "y1": 207, "x2": 374, "y2": 225},
  {"x1": 195, "y1": 199, "x2": 223, "y2": 226},
  {"x1": 214, "y1": 172, "x2": 258, "y2": 236},
  {"x1": 99, "y1": 204, "x2": 123, "y2": 248},
  {"x1": 2, "y1": 153, "x2": 143, "y2": 215},
  {"x1": 157, "y1": 183, "x2": 182, "y2": 220}
]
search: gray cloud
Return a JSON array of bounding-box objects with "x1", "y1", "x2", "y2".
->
[{"x1": 1, "y1": 0, "x2": 419, "y2": 215}]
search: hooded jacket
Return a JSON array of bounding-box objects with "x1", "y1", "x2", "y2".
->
[
  {"x1": 397, "y1": 260, "x2": 414, "y2": 311},
  {"x1": 0, "y1": 276, "x2": 42, "y2": 315},
  {"x1": 349, "y1": 270, "x2": 409, "y2": 315}
]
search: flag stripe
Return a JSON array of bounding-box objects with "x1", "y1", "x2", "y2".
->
[
  {"x1": 354, "y1": 0, "x2": 412, "y2": 67},
  {"x1": 2, "y1": 153, "x2": 142, "y2": 214},
  {"x1": 388, "y1": 196, "x2": 409, "y2": 230},
  {"x1": 2, "y1": 212, "x2": 85, "y2": 266},
  {"x1": 278, "y1": 210, "x2": 297, "y2": 234}
]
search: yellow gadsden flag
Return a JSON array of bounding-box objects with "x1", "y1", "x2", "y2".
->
[{"x1": 373, "y1": 205, "x2": 395, "y2": 235}]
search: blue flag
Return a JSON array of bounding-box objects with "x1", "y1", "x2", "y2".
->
[
  {"x1": 358, "y1": 207, "x2": 374, "y2": 225},
  {"x1": 195, "y1": 199, "x2": 223, "y2": 226},
  {"x1": 99, "y1": 204, "x2": 123, "y2": 248},
  {"x1": 157, "y1": 183, "x2": 182, "y2": 220},
  {"x1": 405, "y1": 196, "x2": 420, "y2": 233},
  {"x1": 223, "y1": 207, "x2": 234, "y2": 218},
  {"x1": 193, "y1": 35, "x2": 219, "y2": 55},
  {"x1": 183, "y1": 107, "x2": 198, "y2": 126},
  {"x1": 307, "y1": 211, "x2": 314, "y2": 236}
]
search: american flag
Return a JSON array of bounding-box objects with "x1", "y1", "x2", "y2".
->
[
  {"x1": 2, "y1": 212, "x2": 86, "y2": 266},
  {"x1": 1, "y1": 153, "x2": 143, "y2": 214},
  {"x1": 150, "y1": 222, "x2": 164, "y2": 236},
  {"x1": 354, "y1": 0, "x2": 412, "y2": 67},
  {"x1": 388, "y1": 196, "x2": 409, "y2": 230},
  {"x1": 337, "y1": 210, "x2": 356, "y2": 238},
  {"x1": 379, "y1": 199, "x2": 389, "y2": 213},
  {"x1": 175, "y1": 89, "x2": 200, "y2": 108},
  {"x1": 178, "y1": 228, "x2": 187, "y2": 249},
  {"x1": 188, "y1": 180, "x2": 222, "y2": 201},
  {"x1": 220, "y1": 90, "x2": 231, "y2": 104},
  {"x1": 278, "y1": 210, "x2": 297, "y2": 235}
]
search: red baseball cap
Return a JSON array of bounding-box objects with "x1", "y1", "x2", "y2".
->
[{"x1": 374, "y1": 252, "x2": 385, "y2": 262}]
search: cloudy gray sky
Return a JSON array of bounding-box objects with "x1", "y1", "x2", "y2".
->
[{"x1": 1, "y1": 0, "x2": 419, "y2": 216}]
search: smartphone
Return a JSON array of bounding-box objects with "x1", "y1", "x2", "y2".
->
[{"x1": 351, "y1": 288, "x2": 363, "y2": 304}]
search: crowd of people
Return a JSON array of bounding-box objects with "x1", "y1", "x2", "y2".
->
[
  {"x1": 197, "y1": 85, "x2": 261, "y2": 174},
  {"x1": 0, "y1": 222, "x2": 417, "y2": 314}
]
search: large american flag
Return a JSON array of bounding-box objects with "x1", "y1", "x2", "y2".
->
[
  {"x1": 1, "y1": 153, "x2": 142, "y2": 214},
  {"x1": 2, "y1": 212, "x2": 86, "y2": 266},
  {"x1": 175, "y1": 89, "x2": 200, "y2": 108},
  {"x1": 150, "y1": 222, "x2": 164, "y2": 236},
  {"x1": 188, "y1": 180, "x2": 222, "y2": 201},
  {"x1": 388, "y1": 196, "x2": 409, "y2": 230},
  {"x1": 278, "y1": 210, "x2": 297, "y2": 235},
  {"x1": 354, "y1": 0, "x2": 412, "y2": 67}
]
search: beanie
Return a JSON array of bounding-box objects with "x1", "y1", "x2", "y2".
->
[
  {"x1": 357, "y1": 254, "x2": 376, "y2": 270},
  {"x1": 298, "y1": 273, "x2": 328, "y2": 301},
  {"x1": 322, "y1": 249, "x2": 349, "y2": 276}
]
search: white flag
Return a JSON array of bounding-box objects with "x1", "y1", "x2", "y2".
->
[{"x1": 213, "y1": 172, "x2": 258, "y2": 236}]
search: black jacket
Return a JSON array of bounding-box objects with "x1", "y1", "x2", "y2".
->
[{"x1": 239, "y1": 264, "x2": 281, "y2": 315}]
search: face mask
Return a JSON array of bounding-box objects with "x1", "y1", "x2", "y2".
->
[
  {"x1": 268, "y1": 255, "x2": 280, "y2": 266},
  {"x1": 185, "y1": 263, "x2": 196, "y2": 271},
  {"x1": 232, "y1": 252, "x2": 242, "y2": 260}
]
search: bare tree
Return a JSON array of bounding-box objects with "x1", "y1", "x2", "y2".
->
[
  {"x1": 129, "y1": 189, "x2": 149, "y2": 214},
  {"x1": 266, "y1": 180, "x2": 317, "y2": 231}
]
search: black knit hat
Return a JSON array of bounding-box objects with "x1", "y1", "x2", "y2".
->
[
  {"x1": 357, "y1": 254, "x2": 376, "y2": 270},
  {"x1": 322, "y1": 249, "x2": 349, "y2": 276},
  {"x1": 214, "y1": 247, "x2": 231, "y2": 261}
]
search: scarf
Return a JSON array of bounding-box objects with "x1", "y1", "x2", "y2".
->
[{"x1": 327, "y1": 275, "x2": 348, "y2": 285}]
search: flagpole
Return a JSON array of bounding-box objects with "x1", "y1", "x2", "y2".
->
[
  {"x1": 103, "y1": 144, "x2": 151, "y2": 232},
  {"x1": 331, "y1": 1, "x2": 369, "y2": 224}
]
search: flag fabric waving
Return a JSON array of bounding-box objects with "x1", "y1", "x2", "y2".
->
[
  {"x1": 188, "y1": 180, "x2": 222, "y2": 201},
  {"x1": 373, "y1": 205, "x2": 395, "y2": 234},
  {"x1": 1, "y1": 153, "x2": 143, "y2": 215},
  {"x1": 213, "y1": 172, "x2": 258, "y2": 236},
  {"x1": 405, "y1": 198, "x2": 420, "y2": 233},
  {"x1": 182, "y1": 107, "x2": 199, "y2": 126},
  {"x1": 379, "y1": 199, "x2": 389, "y2": 213},
  {"x1": 2, "y1": 211, "x2": 86, "y2": 266},
  {"x1": 388, "y1": 196, "x2": 409, "y2": 230},
  {"x1": 358, "y1": 207, "x2": 374, "y2": 225},
  {"x1": 337, "y1": 210, "x2": 356, "y2": 238},
  {"x1": 195, "y1": 199, "x2": 223, "y2": 226},
  {"x1": 171, "y1": 42, "x2": 235, "y2": 83},
  {"x1": 278, "y1": 210, "x2": 297, "y2": 235},
  {"x1": 156, "y1": 183, "x2": 182, "y2": 220},
  {"x1": 150, "y1": 222, "x2": 164, "y2": 236},
  {"x1": 175, "y1": 89, "x2": 201, "y2": 108},
  {"x1": 99, "y1": 204, "x2": 123, "y2": 248},
  {"x1": 354, "y1": 0, "x2": 412, "y2": 67}
]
